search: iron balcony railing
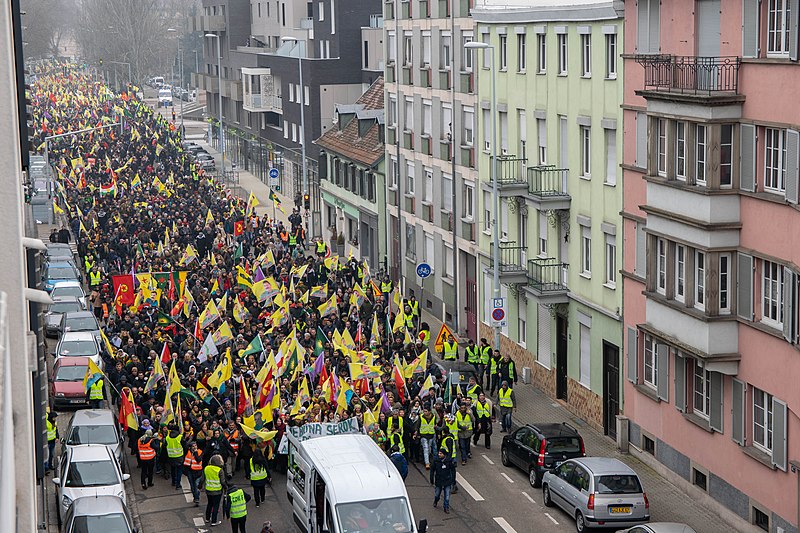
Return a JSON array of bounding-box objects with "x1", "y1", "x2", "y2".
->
[
  {"x1": 528, "y1": 258, "x2": 568, "y2": 293},
  {"x1": 496, "y1": 155, "x2": 527, "y2": 185},
  {"x1": 527, "y1": 165, "x2": 569, "y2": 197},
  {"x1": 490, "y1": 241, "x2": 526, "y2": 272},
  {"x1": 635, "y1": 55, "x2": 740, "y2": 94}
]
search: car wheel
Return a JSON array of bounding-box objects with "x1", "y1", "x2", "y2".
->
[
  {"x1": 501, "y1": 447, "x2": 510, "y2": 466},
  {"x1": 575, "y1": 511, "x2": 586, "y2": 533},
  {"x1": 542, "y1": 484, "x2": 553, "y2": 507},
  {"x1": 529, "y1": 467, "x2": 541, "y2": 488}
]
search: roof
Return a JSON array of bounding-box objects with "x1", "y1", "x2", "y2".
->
[
  {"x1": 315, "y1": 77, "x2": 385, "y2": 167},
  {"x1": 71, "y1": 409, "x2": 116, "y2": 426},
  {"x1": 471, "y1": 0, "x2": 621, "y2": 22},
  {"x1": 70, "y1": 495, "x2": 128, "y2": 516},
  {"x1": 60, "y1": 331, "x2": 97, "y2": 341},
  {"x1": 68, "y1": 444, "x2": 115, "y2": 462},
  {"x1": 574, "y1": 457, "x2": 637, "y2": 476},
  {"x1": 528, "y1": 422, "x2": 581, "y2": 437},
  {"x1": 300, "y1": 434, "x2": 407, "y2": 503},
  {"x1": 54, "y1": 356, "x2": 90, "y2": 367}
]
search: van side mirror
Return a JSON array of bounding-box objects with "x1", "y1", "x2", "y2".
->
[
  {"x1": 122, "y1": 473, "x2": 130, "y2": 481},
  {"x1": 418, "y1": 519, "x2": 428, "y2": 533},
  {"x1": 52, "y1": 477, "x2": 60, "y2": 485}
]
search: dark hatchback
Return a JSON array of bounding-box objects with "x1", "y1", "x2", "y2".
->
[{"x1": 501, "y1": 422, "x2": 585, "y2": 487}]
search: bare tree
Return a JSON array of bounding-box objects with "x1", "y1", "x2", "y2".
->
[{"x1": 21, "y1": 0, "x2": 77, "y2": 59}]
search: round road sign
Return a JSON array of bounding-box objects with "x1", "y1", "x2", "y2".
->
[
  {"x1": 269, "y1": 168, "x2": 279, "y2": 179},
  {"x1": 416, "y1": 262, "x2": 432, "y2": 278},
  {"x1": 491, "y1": 308, "x2": 505, "y2": 322}
]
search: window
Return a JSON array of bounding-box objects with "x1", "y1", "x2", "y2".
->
[
  {"x1": 720, "y1": 124, "x2": 733, "y2": 187},
  {"x1": 637, "y1": 0, "x2": 660, "y2": 54},
  {"x1": 422, "y1": 31, "x2": 431, "y2": 66},
  {"x1": 767, "y1": 0, "x2": 791, "y2": 56},
  {"x1": 643, "y1": 334, "x2": 657, "y2": 388},
  {"x1": 557, "y1": 33, "x2": 568, "y2": 74},
  {"x1": 518, "y1": 297, "x2": 527, "y2": 348},
  {"x1": 404, "y1": 97, "x2": 414, "y2": 132},
  {"x1": 762, "y1": 259, "x2": 784, "y2": 326},
  {"x1": 441, "y1": 33, "x2": 452, "y2": 70},
  {"x1": 657, "y1": 118, "x2": 667, "y2": 176},
  {"x1": 753, "y1": 506, "x2": 770, "y2": 532},
  {"x1": 318, "y1": 1, "x2": 324, "y2": 21},
  {"x1": 288, "y1": 83, "x2": 294, "y2": 103},
  {"x1": 405, "y1": 222, "x2": 416, "y2": 259},
  {"x1": 483, "y1": 191, "x2": 491, "y2": 232},
  {"x1": 424, "y1": 233, "x2": 434, "y2": 270},
  {"x1": 403, "y1": 32, "x2": 412, "y2": 66},
  {"x1": 518, "y1": 109, "x2": 527, "y2": 160},
  {"x1": 656, "y1": 238, "x2": 667, "y2": 294},
  {"x1": 305, "y1": 86, "x2": 310, "y2": 106},
  {"x1": 752, "y1": 387, "x2": 774, "y2": 453},
  {"x1": 422, "y1": 100, "x2": 432, "y2": 137},
  {"x1": 389, "y1": 157, "x2": 398, "y2": 188},
  {"x1": 580, "y1": 126, "x2": 591, "y2": 178},
  {"x1": 519, "y1": 212, "x2": 528, "y2": 250},
  {"x1": 499, "y1": 111, "x2": 508, "y2": 154},
  {"x1": 388, "y1": 95, "x2": 397, "y2": 128},
  {"x1": 463, "y1": 182, "x2": 474, "y2": 219},
  {"x1": 499, "y1": 34, "x2": 508, "y2": 70},
  {"x1": 283, "y1": 120, "x2": 289, "y2": 139},
  {"x1": 605, "y1": 128, "x2": 617, "y2": 185},
  {"x1": 539, "y1": 212, "x2": 548, "y2": 256},
  {"x1": 441, "y1": 103, "x2": 452, "y2": 140},
  {"x1": 696, "y1": 124, "x2": 707, "y2": 185},
  {"x1": 765, "y1": 127, "x2": 787, "y2": 192},
  {"x1": 695, "y1": 251, "x2": 706, "y2": 310},
  {"x1": 537, "y1": 33, "x2": 546, "y2": 73},
  {"x1": 423, "y1": 168, "x2": 433, "y2": 202},
  {"x1": 481, "y1": 32, "x2": 491, "y2": 65},
  {"x1": 693, "y1": 360, "x2": 711, "y2": 419},
  {"x1": 406, "y1": 162, "x2": 415, "y2": 195},
  {"x1": 292, "y1": 123, "x2": 297, "y2": 142},
  {"x1": 605, "y1": 233, "x2": 616, "y2": 287},
  {"x1": 442, "y1": 173, "x2": 453, "y2": 211},
  {"x1": 387, "y1": 31, "x2": 396, "y2": 64},
  {"x1": 719, "y1": 253, "x2": 731, "y2": 313},
  {"x1": 463, "y1": 107, "x2": 474, "y2": 146},
  {"x1": 482, "y1": 108, "x2": 491, "y2": 151},
  {"x1": 581, "y1": 225, "x2": 592, "y2": 276},
  {"x1": 675, "y1": 121, "x2": 686, "y2": 180},
  {"x1": 537, "y1": 118, "x2": 547, "y2": 164},
  {"x1": 443, "y1": 244, "x2": 454, "y2": 279},
  {"x1": 517, "y1": 33, "x2": 526, "y2": 72},
  {"x1": 580, "y1": 34, "x2": 591, "y2": 77},
  {"x1": 675, "y1": 244, "x2": 686, "y2": 302},
  {"x1": 579, "y1": 323, "x2": 591, "y2": 387},
  {"x1": 462, "y1": 33, "x2": 474, "y2": 72},
  {"x1": 605, "y1": 33, "x2": 617, "y2": 78}
]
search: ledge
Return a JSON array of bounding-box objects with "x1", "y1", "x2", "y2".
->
[
  {"x1": 634, "y1": 383, "x2": 661, "y2": 403},
  {"x1": 634, "y1": 89, "x2": 745, "y2": 107},
  {"x1": 682, "y1": 412, "x2": 714, "y2": 434},
  {"x1": 742, "y1": 446, "x2": 776, "y2": 470},
  {"x1": 641, "y1": 205, "x2": 742, "y2": 231},
  {"x1": 642, "y1": 174, "x2": 739, "y2": 196}
]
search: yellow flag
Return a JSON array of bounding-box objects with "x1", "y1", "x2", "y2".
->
[
  {"x1": 205, "y1": 209, "x2": 214, "y2": 225},
  {"x1": 168, "y1": 360, "x2": 182, "y2": 399},
  {"x1": 199, "y1": 299, "x2": 220, "y2": 329},
  {"x1": 211, "y1": 321, "x2": 234, "y2": 345},
  {"x1": 53, "y1": 203, "x2": 65, "y2": 215},
  {"x1": 207, "y1": 348, "x2": 233, "y2": 389},
  {"x1": 318, "y1": 294, "x2": 338, "y2": 318}
]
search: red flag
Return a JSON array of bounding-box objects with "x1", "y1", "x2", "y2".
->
[
  {"x1": 233, "y1": 220, "x2": 245, "y2": 236},
  {"x1": 112, "y1": 274, "x2": 135, "y2": 315},
  {"x1": 194, "y1": 319, "x2": 203, "y2": 342},
  {"x1": 118, "y1": 387, "x2": 138, "y2": 431},
  {"x1": 393, "y1": 365, "x2": 406, "y2": 403},
  {"x1": 319, "y1": 362, "x2": 329, "y2": 386},
  {"x1": 160, "y1": 342, "x2": 171, "y2": 364}
]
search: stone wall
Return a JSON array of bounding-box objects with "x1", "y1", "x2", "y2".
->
[{"x1": 566, "y1": 378, "x2": 603, "y2": 431}]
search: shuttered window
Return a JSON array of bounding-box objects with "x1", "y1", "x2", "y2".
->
[
  {"x1": 732, "y1": 378, "x2": 746, "y2": 445},
  {"x1": 783, "y1": 267, "x2": 797, "y2": 343},
  {"x1": 772, "y1": 398, "x2": 788, "y2": 471},
  {"x1": 740, "y1": 124, "x2": 757, "y2": 191},
  {"x1": 656, "y1": 342, "x2": 669, "y2": 401},
  {"x1": 636, "y1": 0, "x2": 661, "y2": 53},
  {"x1": 626, "y1": 327, "x2": 638, "y2": 383},
  {"x1": 674, "y1": 352, "x2": 686, "y2": 412},
  {"x1": 752, "y1": 387, "x2": 773, "y2": 454},
  {"x1": 742, "y1": 0, "x2": 760, "y2": 57},
  {"x1": 636, "y1": 112, "x2": 647, "y2": 169},
  {"x1": 737, "y1": 253, "x2": 754, "y2": 320}
]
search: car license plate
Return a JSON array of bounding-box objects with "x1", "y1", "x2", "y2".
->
[
  {"x1": 70, "y1": 399, "x2": 83, "y2": 404},
  {"x1": 609, "y1": 506, "x2": 630, "y2": 514}
]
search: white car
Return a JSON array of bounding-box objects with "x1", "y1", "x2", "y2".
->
[
  {"x1": 55, "y1": 331, "x2": 103, "y2": 370},
  {"x1": 50, "y1": 281, "x2": 87, "y2": 309},
  {"x1": 52, "y1": 445, "x2": 129, "y2": 524}
]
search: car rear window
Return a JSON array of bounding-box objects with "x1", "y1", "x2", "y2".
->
[
  {"x1": 595, "y1": 475, "x2": 643, "y2": 494},
  {"x1": 546, "y1": 437, "x2": 582, "y2": 454},
  {"x1": 55, "y1": 365, "x2": 87, "y2": 382},
  {"x1": 66, "y1": 317, "x2": 98, "y2": 331},
  {"x1": 48, "y1": 267, "x2": 78, "y2": 279},
  {"x1": 68, "y1": 425, "x2": 118, "y2": 446},
  {"x1": 71, "y1": 514, "x2": 130, "y2": 533},
  {"x1": 49, "y1": 302, "x2": 81, "y2": 314},
  {"x1": 53, "y1": 286, "x2": 84, "y2": 299}
]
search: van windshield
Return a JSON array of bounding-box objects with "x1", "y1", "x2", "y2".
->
[
  {"x1": 159, "y1": 89, "x2": 172, "y2": 97},
  {"x1": 337, "y1": 497, "x2": 413, "y2": 533}
]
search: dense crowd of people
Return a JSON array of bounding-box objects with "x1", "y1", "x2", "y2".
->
[{"x1": 35, "y1": 64, "x2": 519, "y2": 530}]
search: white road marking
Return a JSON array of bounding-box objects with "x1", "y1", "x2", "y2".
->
[
  {"x1": 493, "y1": 517, "x2": 519, "y2": 533},
  {"x1": 183, "y1": 486, "x2": 194, "y2": 503},
  {"x1": 193, "y1": 517, "x2": 205, "y2": 526},
  {"x1": 521, "y1": 491, "x2": 536, "y2": 504},
  {"x1": 482, "y1": 454, "x2": 495, "y2": 465},
  {"x1": 544, "y1": 513, "x2": 559, "y2": 525},
  {"x1": 500, "y1": 472, "x2": 515, "y2": 484},
  {"x1": 456, "y1": 472, "x2": 485, "y2": 501}
]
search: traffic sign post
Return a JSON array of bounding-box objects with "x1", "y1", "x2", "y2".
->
[
  {"x1": 268, "y1": 168, "x2": 279, "y2": 220},
  {"x1": 491, "y1": 297, "x2": 507, "y2": 327},
  {"x1": 416, "y1": 263, "x2": 432, "y2": 332}
]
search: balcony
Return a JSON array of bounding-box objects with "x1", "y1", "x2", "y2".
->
[
  {"x1": 242, "y1": 68, "x2": 281, "y2": 113},
  {"x1": 420, "y1": 67, "x2": 432, "y2": 88},
  {"x1": 495, "y1": 155, "x2": 528, "y2": 197},
  {"x1": 193, "y1": 14, "x2": 225, "y2": 32},
  {"x1": 527, "y1": 165, "x2": 571, "y2": 210},
  {"x1": 526, "y1": 258, "x2": 569, "y2": 303},
  {"x1": 489, "y1": 241, "x2": 528, "y2": 284},
  {"x1": 369, "y1": 14, "x2": 384, "y2": 28},
  {"x1": 244, "y1": 94, "x2": 283, "y2": 113}
]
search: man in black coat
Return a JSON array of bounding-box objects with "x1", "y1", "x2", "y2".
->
[{"x1": 430, "y1": 449, "x2": 456, "y2": 513}]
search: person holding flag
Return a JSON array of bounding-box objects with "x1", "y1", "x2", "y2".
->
[{"x1": 83, "y1": 358, "x2": 105, "y2": 409}]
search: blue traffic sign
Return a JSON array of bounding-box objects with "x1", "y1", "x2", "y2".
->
[
  {"x1": 491, "y1": 308, "x2": 505, "y2": 321},
  {"x1": 416, "y1": 262, "x2": 432, "y2": 278},
  {"x1": 269, "y1": 168, "x2": 279, "y2": 179}
]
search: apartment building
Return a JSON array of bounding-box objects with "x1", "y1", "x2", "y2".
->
[
  {"x1": 471, "y1": 0, "x2": 624, "y2": 433},
  {"x1": 316, "y1": 78, "x2": 387, "y2": 268},
  {"x1": 384, "y1": 0, "x2": 480, "y2": 338},
  {"x1": 622, "y1": 1, "x2": 799, "y2": 531}
]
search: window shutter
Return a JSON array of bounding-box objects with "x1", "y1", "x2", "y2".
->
[
  {"x1": 741, "y1": 0, "x2": 759, "y2": 58},
  {"x1": 786, "y1": 129, "x2": 800, "y2": 204},
  {"x1": 626, "y1": 327, "x2": 638, "y2": 383},
  {"x1": 731, "y1": 378, "x2": 745, "y2": 445},
  {"x1": 635, "y1": 223, "x2": 647, "y2": 277},
  {"x1": 737, "y1": 253, "x2": 753, "y2": 320},
  {"x1": 783, "y1": 267, "x2": 796, "y2": 343},
  {"x1": 636, "y1": 112, "x2": 647, "y2": 169},
  {"x1": 709, "y1": 372, "x2": 723, "y2": 433},
  {"x1": 739, "y1": 124, "x2": 756, "y2": 192},
  {"x1": 673, "y1": 352, "x2": 685, "y2": 412},
  {"x1": 636, "y1": 0, "x2": 648, "y2": 53},
  {"x1": 648, "y1": 0, "x2": 660, "y2": 53},
  {"x1": 772, "y1": 398, "x2": 788, "y2": 471},
  {"x1": 790, "y1": 0, "x2": 800, "y2": 62},
  {"x1": 656, "y1": 343, "x2": 669, "y2": 401}
]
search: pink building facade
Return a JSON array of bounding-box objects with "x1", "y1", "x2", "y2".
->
[{"x1": 622, "y1": 1, "x2": 799, "y2": 531}]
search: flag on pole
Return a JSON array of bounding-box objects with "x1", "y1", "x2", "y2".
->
[
  {"x1": 419, "y1": 374, "x2": 435, "y2": 398},
  {"x1": 212, "y1": 321, "x2": 235, "y2": 345},
  {"x1": 160, "y1": 341, "x2": 171, "y2": 364},
  {"x1": 318, "y1": 294, "x2": 338, "y2": 318},
  {"x1": 242, "y1": 334, "x2": 264, "y2": 357},
  {"x1": 82, "y1": 359, "x2": 104, "y2": 394},
  {"x1": 393, "y1": 363, "x2": 407, "y2": 403},
  {"x1": 207, "y1": 348, "x2": 233, "y2": 389},
  {"x1": 197, "y1": 333, "x2": 218, "y2": 363},
  {"x1": 198, "y1": 299, "x2": 220, "y2": 329},
  {"x1": 118, "y1": 387, "x2": 139, "y2": 431},
  {"x1": 144, "y1": 355, "x2": 166, "y2": 393}
]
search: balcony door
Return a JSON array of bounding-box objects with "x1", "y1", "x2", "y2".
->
[{"x1": 696, "y1": 0, "x2": 721, "y2": 90}]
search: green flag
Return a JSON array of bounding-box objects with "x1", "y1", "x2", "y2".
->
[
  {"x1": 242, "y1": 334, "x2": 264, "y2": 357},
  {"x1": 157, "y1": 312, "x2": 172, "y2": 327},
  {"x1": 314, "y1": 329, "x2": 326, "y2": 357},
  {"x1": 234, "y1": 242, "x2": 243, "y2": 261}
]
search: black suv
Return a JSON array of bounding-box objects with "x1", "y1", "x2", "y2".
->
[{"x1": 501, "y1": 422, "x2": 585, "y2": 487}]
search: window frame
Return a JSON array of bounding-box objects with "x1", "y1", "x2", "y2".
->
[
  {"x1": 605, "y1": 128, "x2": 617, "y2": 186},
  {"x1": 643, "y1": 334, "x2": 657, "y2": 389},
  {"x1": 422, "y1": 99, "x2": 432, "y2": 137},
  {"x1": 517, "y1": 33, "x2": 527, "y2": 72},
  {"x1": 762, "y1": 259, "x2": 784, "y2": 328},
  {"x1": 423, "y1": 167, "x2": 433, "y2": 203},
  {"x1": 463, "y1": 107, "x2": 474, "y2": 147},
  {"x1": 767, "y1": 0, "x2": 791, "y2": 57},
  {"x1": 581, "y1": 225, "x2": 592, "y2": 277},
  {"x1": 463, "y1": 182, "x2": 475, "y2": 220},
  {"x1": 403, "y1": 32, "x2": 413, "y2": 66},
  {"x1": 764, "y1": 127, "x2": 787, "y2": 193},
  {"x1": 580, "y1": 125, "x2": 591, "y2": 178},
  {"x1": 406, "y1": 161, "x2": 415, "y2": 195},
  {"x1": 675, "y1": 244, "x2": 686, "y2": 302},
  {"x1": 441, "y1": 32, "x2": 452, "y2": 71},
  {"x1": 657, "y1": 118, "x2": 667, "y2": 177},
  {"x1": 580, "y1": 33, "x2": 591, "y2": 78},
  {"x1": 720, "y1": 124, "x2": 733, "y2": 188},
  {"x1": 692, "y1": 359, "x2": 711, "y2": 420},
  {"x1": 675, "y1": 121, "x2": 687, "y2": 181},
  {"x1": 442, "y1": 172, "x2": 453, "y2": 212},
  {"x1": 499, "y1": 34, "x2": 508, "y2": 71},
  {"x1": 752, "y1": 387, "x2": 774, "y2": 454},
  {"x1": 656, "y1": 238, "x2": 667, "y2": 295},
  {"x1": 462, "y1": 33, "x2": 474, "y2": 72},
  {"x1": 557, "y1": 33, "x2": 568, "y2": 75},
  {"x1": 537, "y1": 33, "x2": 546, "y2": 73},
  {"x1": 695, "y1": 250, "x2": 706, "y2": 311},
  {"x1": 719, "y1": 253, "x2": 731, "y2": 314},
  {"x1": 605, "y1": 33, "x2": 617, "y2": 79},
  {"x1": 604, "y1": 233, "x2": 616, "y2": 288},
  {"x1": 695, "y1": 124, "x2": 707, "y2": 186}
]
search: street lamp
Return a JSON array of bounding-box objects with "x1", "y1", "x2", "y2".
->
[
  {"x1": 281, "y1": 36, "x2": 311, "y2": 238},
  {"x1": 168, "y1": 28, "x2": 185, "y2": 132},
  {"x1": 465, "y1": 40, "x2": 500, "y2": 352},
  {"x1": 205, "y1": 33, "x2": 226, "y2": 179}
]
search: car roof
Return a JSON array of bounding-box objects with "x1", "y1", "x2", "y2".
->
[
  {"x1": 68, "y1": 444, "x2": 115, "y2": 462},
  {"x1": 55, "y1": 356, "x2": 90, "y2": 367},
  {"x1": 51, "y1": 296, "x2": 81, "y2": 304},
  {"x1": 69, "y1": 495, "x2": 128, "y2": 516},
  {"x1": 60, "y1": 331, "x2": 97, "y2": 342},
  {"x1": 526, "y1": 422, "x2": 581, "y2": 438},
  {"x1": 432, "y1": 360, "x2": 477, "y2": 374},
  {"x1": 71, "y1": 409, "x2": 116, "y2": 426},
  {"x1": 63, "y1": 310, "x2": 96, "y2": 319},
  {"x1": 46, "y1": 243, "x2": 71, "y2": 249},
  {"x1": 639, "y1": 524, "x2": 697, "y2": 533},
  {"x1": 52, "y1": 280, "x2": 82, "y2": 288},
  {"x1": 572, "y1": 457, "x2": 637, "y2": 476},
  {"x1": 47, "y1": 261, "x2": 76, "y2": 268}
]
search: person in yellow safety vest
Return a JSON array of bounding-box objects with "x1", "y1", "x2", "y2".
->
[
  {"x1": 408, "y1": 296, "x2": 420, "y2": 328},
  {"x1": 138, "y1": 429, "x2": 159, "y2": 490},
  {"x1": 478, "y1": 338, "x2": 492, "y2": 388},
  {"x1": 388, "y1": 410, "x2": 404, "y2": 437},
  {"x1": 442, "y1": 335, "x2": 458, "y2": 361},
  {"x1": 498, "y1": 381, "x2": 516, "y2": 433},
  {"x1": 288, "y1": 232, "x2": 297, "y2": 250},
  {"x1": 88, "y1": 377, "x2": 104, "y2": 409},
  {"x1": 184, "y1": 441, "x2": 204, "y2": 505},
  {"x1": 249, "y1": 449, "x2": 271, "y2": 508},
  {"x1": 89, "y1": 266, "x2": 102, "y2": 288},
  {"x1": 440, "y1": 415, "x2": 459, "y2": 494},
  {"x1": 165, "y1": 427, "x2": 185, "y2": 490},
  {"x1": 389, "y1": 422, "x2": 405, "y2": 454},
  {"x1": 419, "y1": 405, "x2": 438, "y2": 469},
  {"x1": 202, "y1": 455, "x2": 227, "y2": 525},
  {"x1": 465, "y1": 375, "x2": 482, "y2": 403},
  {"x1": 84, "y1": 255, "x2": 95, "y2": 273},
  {"x1": 418, "y1": 322, "x2": 431, "y2": 346},
  {"x1": 472, "y1": 392, "x2": 494, "y2": 449},
  {"x1": 381, "y1": 277, "x2": 393, "y2": 299},
  {"x1": 315, "y1": 239, "x2": 327, "y2": 257},
  {"x1": 223, "y1": 484, "x2": 251, "y2": 532},
  {"x1": 45, "y1": 411, "x2": 58, "y2": 472},
  {"x1": 489, "y1": 349, "x2": 502, "y2": 396},
  {"x1": 465, "y1": 339, "x2": 481, "y2": 373},
  {"x1": 456, "y1": 403, "x2": 474, "y2": 465}
]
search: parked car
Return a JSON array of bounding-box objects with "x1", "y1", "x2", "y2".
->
[
  {"x1": 52, "y1": 444, "x2": 129, "y2": 524},
  {"x1": 50, "y1": 281, "x2": 86, "y2": 308},
  {"x1": 58, "y1": 310, "x2": 102, "y2": 345},
  {"x1": 64, "y1": 495, "x2": 136, "y2": 533},
  {"x1": 194, "y1": 152, "x2": 216, "y2": 170},
  {"x1": 619, "y1": 524, "x2": 696, "y2": 533},
  {"x1": 64, "y1": 409, "x2": 123, "y2": 465},
  {"x1": 44, "y1": 261, "x2": 81, "y2": 292},
  {"x1": 46, "y1": 243, "x2": 74, "y2": 261},
  {"x1": 501, "y1": 422, "x2": 585, "y2": 487},
  {"x1": 50, "y1": 357, "x2": 90, "y2": 408},
  {"x1": 55, "y1": 331, "x2": 102, "y2": 370},
  {"x1": 542, "y1": 457, "x2": 650, "y2": 532},
  {"x1": 45, "y1": 297, "x2": 85, "y2": 338},
  {"x1": 428, "y1": 359, "x2": 478, "y2": 398}
]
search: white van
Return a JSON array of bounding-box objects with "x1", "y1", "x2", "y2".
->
[
  {"x1": 158, "y1": 88, "x2": 173, "y2": 107},
  {"x1": 287, "y1": 433, "x2": 427, "y2": 533}
]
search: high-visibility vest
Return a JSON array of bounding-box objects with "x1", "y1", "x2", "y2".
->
[
  {"x1": 443, "y1": 341, "x2": 457, "y2": 361},
  {"x1": 166, "y1": 434, "x2": 183, "y2": 458},
  {"x1": 288, "y1": 234, "x2": 297, "y2": 246},
  {"x1": 229, "y1": 488, "x2": 247, "y2": 518},
  {"x1": 419, "y1": 330, "x2": 430, "y2": 344},
  {"x1": 89, "y1": 271, "x2": 101, "y2": 286},
  {"x1": 466, "y1": 384, "x2": 480, "y2": 402},
  {"x1": 316, "y1": 242, "x2": 326, "y2": 253},
  {"x1": 409, "y1": 300, "x2": 419, "y2": 317},
  {"x1": 89, "y1": 379, "x2": 104, "y2": 400},
  {"x1": 138, "y1": 439, "x2": 156, "y2": 460},
  {"x1": 204, "y1": 464, "x2": 222, "y2": 492},
  {"x1": 404, "y1": 314, "x2": 414, "y2": 329},
  {"x1": 46, "y1": 419, "x2": 57, "y2": 441},
  {"x1": 441, "y1": 435, "x2": 456, "y2": 459},
  {"x1": 456, "y1": 411, "x2": 473, "y2": 432},
  {"x1": 490, "y1": 357, "x2": 499, "y2": 375},
  {"x1": 388, "y1": 416, "x2": 404, "y2": 436},
  {"x1": 225, "y1": 429, "x2": 240, "y2": 452},
  {"x1": 419, "y1": 415, "x2": 436, "y2": 436},
  {"x1": 381, "y1": 281, "x2": 392, "y2": 293},
  {"x1": 499, "y1": 388, "x2": 514, "y2": 408},
  {"x1": 184, "y1": 449, "x2": 203, "y2": 470},
  {"x1": 480, "y1": 346, "x2": 491, "y2": 365},
  {"x1": 445, "y1": 419, "x2": 458, "y2": 438},
  {"x1": 466, "y1": 346, "x2": 480, "y2": 364},
  {"x1": 390, "y1": 432, "x2": 405, "y2": 454},
  {"x1": 475, "y1": 401, "x2": 491, "y2": 418},
  {"x1": 504, "y1": 361, "x2": 515, "y2": 378},
  {"x1": 250, "y1": 458, "x2": 268, "y2": 481}
]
